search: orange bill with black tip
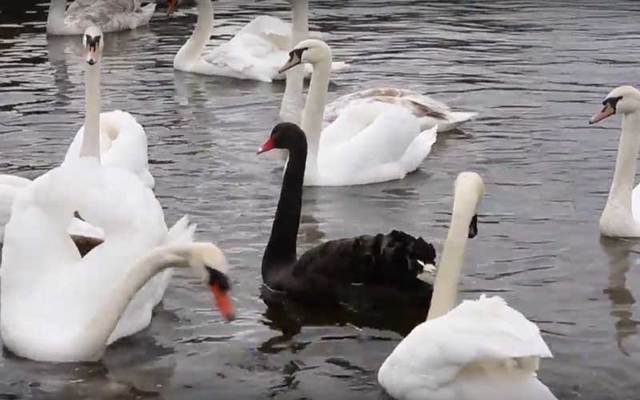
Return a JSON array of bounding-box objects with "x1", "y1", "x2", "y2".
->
[{"x1": 210, "y1": 283, "x2": 235, "y2": 321}]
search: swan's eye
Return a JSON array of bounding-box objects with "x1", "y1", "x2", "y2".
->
[
  {"x1": 603, "y1": 96, "x2": 623, "y2": 109},
  {"x1": 206, "y1": 266, "x2": 231, "y2": 291},
  {"x1": 290, "y1": 47, "x2": 308, "y2": 59}
]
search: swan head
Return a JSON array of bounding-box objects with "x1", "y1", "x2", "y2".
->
[
  {"x1": 82, "y1": 26, "x2": 103, "y2": 66},
  {"x1": 279, "y1": 39, "x2": 332, "y2": 73},
  {"x1": 257, "y1": 122, "x2": 307, "y2": 154},
  {"x1": 590, "y1": 85, "x2": 640, "y2": 124},
  {"x1": 188, "y1": 243, "x2": 235, "y2": 321},
  {"x1": 453, "y1": 172, "x2": 484, "y2": 238}
]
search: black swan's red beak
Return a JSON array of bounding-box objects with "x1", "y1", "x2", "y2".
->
[{"x1": 257, "y1": 137, "x2": 275, "y2": 154}]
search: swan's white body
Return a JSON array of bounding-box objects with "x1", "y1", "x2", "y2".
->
[
  {"x1": 377, "y1": 173, "x2": 557, "y2": 400},
  {"x1": 378, "y1": 296, "x2": 556, "y2": 400},
  {"x1": 173, "y1": 0, "x2": 348, "y2": 82},
  {"x1": 324, "y1": 87, "x2": 477, "y2": 133},
  {"x1": 591, "y1": 86, "x2": 640, "y2": 237},
  {"x1": 64, "y1": 110, "x2": 155, "y2": 189},
  {"x1": 0, "y1": 158, "x2": 174, "y2": 362},
  {"x1": 0, "y1": 175, "x2": 31, "y2": 242},
  {"x1": 0, "y1": 27, "x2": 190, "y2": 362},
  {"x1": 284, "y1": 40, "x2": 437, "y2": 186},
  {"x1": 0, "y1": 174, "x2": 104, "y2": 241},
  {"x1": 47, "y1": 0, "x2": 155, "y2": 35}
]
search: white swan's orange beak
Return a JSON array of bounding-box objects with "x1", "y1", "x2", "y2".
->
[
  {"x1": 590, "y1": 103, "x2": 615, "y2": 124},
  {"x1": 257, "y1": 137, "x2": 275, "y2": 154},
  {"x1": 210, "y1": 284, "x2": 235, "y2": 321}
]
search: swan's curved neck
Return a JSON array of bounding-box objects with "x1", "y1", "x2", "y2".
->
[
  {"x1": 279, "y1": 0, "x2": 309, "y2": 124},
  {"x1": 85, "y1": 245, "x2": 193, "y2": 349},
  {"x1": 427, "y1": 189, "x2": 479, "y2": 321},
  {"x1": 301, "y1": 56, "x2": 331, "y2": 178},
  {"x1": 605, "y1": 112, "x2": 640, "y2": 214},
  {"x1": 175, "y1": 0, "x2": 213, "y2": 68},
  {"x1": 80, "y1": 62, "x2": 101, "y2": 161},
  {"x1": 47, "y1": 0, "x2": 67, "y2": 32},
  {"x1": 262, "y1": 140, "x2": 307, "y2": 279}
]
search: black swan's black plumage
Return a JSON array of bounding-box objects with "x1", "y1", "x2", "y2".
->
[{"x1": 259, "y1": 123, "x2": 437, "y2": 306}]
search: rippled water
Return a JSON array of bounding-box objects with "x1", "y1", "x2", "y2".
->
[{"x1": 1, "y1": 1, "x2": 639, "y2": 399}]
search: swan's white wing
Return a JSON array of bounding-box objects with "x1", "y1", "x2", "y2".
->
[
  {"x1": 316, "y1": 103, "x2": 431, "y2": 185},
  {"x1": 324, "y1": 87, "x2": 476, "y2": 133},
  {"x1": 64, "y1": 110, "x2": 155, "y2": 188},
  {"x1": 107, "y1": 215, "x2": 197, "y2": 344},
  {"x1": 378, "y1": 296, "x2": 553, "y2": 400},
  {"x1": 0, "y1": 176, "x2": 30, "y2": 242},
  {"x1": 0, "y1": 174, "x2": 105, "y2": 241},
  {"x1": 203, "y1": 16, "x2": 290, "y2": 82},
  {"x1": 1, "y1": 159, "x2": 167, "y2": 361}
]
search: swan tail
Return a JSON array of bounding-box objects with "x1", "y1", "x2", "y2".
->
[
  {"x1": 437, "y1": 111, "x2": 478, "y2": 132},
  {"x1": 399, "y1": 126, "x2": 437, "y2": 174},
  {"x1": 167, "y1": 215, "x2": 197, "y2": 245},
  {"x1": 353, "y1": 230, "x2": 437, "y2": 285}
]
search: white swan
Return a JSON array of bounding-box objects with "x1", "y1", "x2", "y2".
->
[
  {"x1": 278, "y1": 39, "x2": 437, "y2": 186},
  {"x1": 62, "y1": 27, "x2": 155, "y2": 189},
  {"x1": 47, "y1": 0, "x2": 156, "y2": 36},
  {"x1": 0, "y1": 26, "x2": 152, "y2": 242},
  {"x1": 168, "y1": 0, "x2": 348, "y2": 82},
  {"x1": 0, "y1": 158, "x2": 234, "y2": 362},
  {"x1": 0, "y1": 28, "x2": 235, "y2": 363},
  {"x1": 377, "y1": 172, "x2": 557, "y2": 400},
  {"x1": 589, "y1": 85, "x2": 640, "y2": 237}
]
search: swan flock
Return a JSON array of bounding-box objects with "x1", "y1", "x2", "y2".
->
[{"x1": 1, "y1": 1, "x2": 628, "y2": 399}]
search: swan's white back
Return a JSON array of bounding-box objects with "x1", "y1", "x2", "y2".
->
[
  {"x1": 378, "y1": 296, "x2": 556, "y2": 400},
  {"x1": 315, "y1": 103, "x2": 437, "y2": 186},
  {"x1": 323, "y1": 87, "x2": 476, "y2": 133},
  {"x1": 64, "y1": 110, "x2": 155, "y2": 188}
]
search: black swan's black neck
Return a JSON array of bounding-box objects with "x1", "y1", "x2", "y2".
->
[{"x1": 262, "y1": 138, "x2": 307, "y2": 280}]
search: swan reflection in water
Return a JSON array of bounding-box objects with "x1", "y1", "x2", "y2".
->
[
  {"x1": 600, "y1": 236, "x2": 640, "y2": 355},
  {"x1": 1, "y1": 332, "x2": 176, "y2": 399}
]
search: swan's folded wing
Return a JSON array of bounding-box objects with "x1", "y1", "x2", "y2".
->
[
  {"x1": 203, "y1": 16, "x2": 290, "y2": 82},
  {"x1": 324, "y1": 87, "x2": 475, "y2": 132},
  {"x1": 293, "y1": 231, "x2": 436, "y2": 293},
  {"x1": 378, "y1": 295, "x2": 552, "y2": 395},
  {"x1": 97, "y1": 110, "x2": 154, "y2": 188},
  {"x1": 320, "y1": 103, "x2": 426, "y2": 179},
  {"x1": 232, "y1": 15, "x2": 292, "y2": 49}
]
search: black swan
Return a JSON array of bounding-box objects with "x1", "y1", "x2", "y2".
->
[{"x1": 257, "y1": 122, "x2": 476, "y2": 307}]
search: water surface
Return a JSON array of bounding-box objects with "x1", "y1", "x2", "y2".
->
[{"x1": 0, "y1": 1, "x2": 639, "y2": 399}]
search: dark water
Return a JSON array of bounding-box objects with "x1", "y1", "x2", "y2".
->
[{"x1": 1, "y1": 1, "x2": 639, "y2": 399}]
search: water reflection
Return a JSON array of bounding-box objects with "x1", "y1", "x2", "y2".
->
[
  {"x1": 600, "y1": 236, "x2": 639, "y2": 356},
  {"x1": 1, "y1": 332, "x2": 174, "y2": 399}
]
